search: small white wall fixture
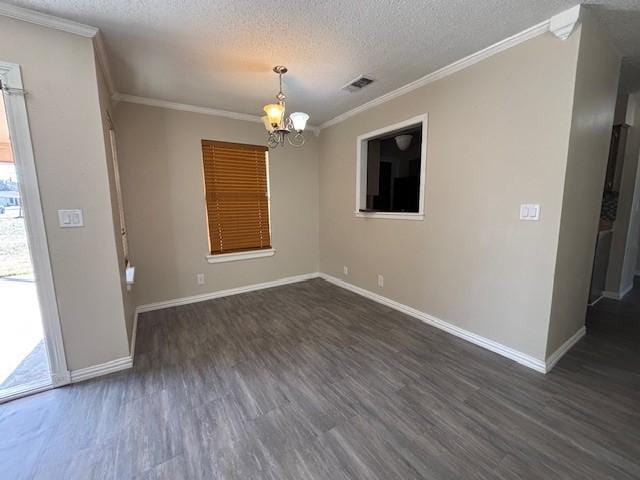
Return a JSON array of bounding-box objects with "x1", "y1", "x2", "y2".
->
[{"x1": 0, "y1": 61, "x2": 70, "y2": 396}]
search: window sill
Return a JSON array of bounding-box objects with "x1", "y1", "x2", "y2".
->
[
  {"x1": 354, "y1": 211, "x2": 424, "y2": 221},
  {"x1": 207, "y1": 248, "x2": 276, "y2": 264}
]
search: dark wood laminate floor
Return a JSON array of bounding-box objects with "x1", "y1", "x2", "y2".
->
[{"x1": 1, "y1": 278, "x2": 639, "y2": 479}]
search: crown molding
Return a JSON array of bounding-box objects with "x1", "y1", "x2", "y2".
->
[
  {"x1": 0, "y1": 3, "x2": 115, "y2": 93},
  {"x1": 0, "y1": 1, "x2": 98, "y2": 37},
  {"x1": 549, "y1": 5, "x2": 581, "y2": 40},
  {"x1": 319, "y1": 5, "x2": 586, "y2": 130},
  {"x1": 112, "y1": 92, "x2": 321, "y2": 135},
  {"x1": 319, "y1": 18, "x2": 553, "y2": 129},
  {"x1": 112, "y1": 92, "x2": 264, "y2": 123},
  {"x1": 0, "y1": 1, "x2": 579, "y2": 136}
]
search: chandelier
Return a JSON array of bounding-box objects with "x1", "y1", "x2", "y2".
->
[{"x1": 262, "y1": 66, "x2": 309, "y2": 148}]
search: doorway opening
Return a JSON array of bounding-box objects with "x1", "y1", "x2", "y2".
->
[
  {"x1": 0, "y1": 85, "x2": 50, "y2": 399},
  {"x1": 588, "y1": 93, "x2": 640, "y2": 307},
  {"x1": 0, "y1": 62, "x2": 69, "y2": 403}
]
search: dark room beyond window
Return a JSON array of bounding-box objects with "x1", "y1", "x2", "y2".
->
[{"x1": 364, "y1": 124, "x2": 422, "y2": 213}]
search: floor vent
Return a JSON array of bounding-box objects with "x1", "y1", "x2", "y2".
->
[{"x1": 342, "y1": 75, "x2": 375, "y2": 92}]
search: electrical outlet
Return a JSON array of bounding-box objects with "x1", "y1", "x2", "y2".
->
[
  {"x1": 377, "y1": 274, "x2": 384, "y2": 288},
  {"x1": 343, "y1": 266, "x2": 349, "y2": 275},
  {"x1": 197, "y1": 273, "x2": 205, "y2": 285}
]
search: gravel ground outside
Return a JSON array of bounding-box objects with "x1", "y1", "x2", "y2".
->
[{"x1": 0, "y1": 211, "x2": 32, "y2": 277}]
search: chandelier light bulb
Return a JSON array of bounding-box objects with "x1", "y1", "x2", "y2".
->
[
  {"x1": 290, "y1": 112, "x2": 309, "y2": 132},
  {"x1": 263, "y1": 103, "x2": 285, "y2": 127}
]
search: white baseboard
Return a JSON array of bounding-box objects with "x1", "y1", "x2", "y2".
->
[
  {"x1": 587, "y1": 295, "x2": 604, "y2": 307},
  {"x1": 544, "y1": 326, "x2": 586, "y2": 373},
  {"x1": 136, "y1": 272, "x2": 320, "y2": 313},
  {"x1": 126, "y1": 271, "x2": 585, "y2": 377},
  {"x1": 130, "y1": 308, "x2": 139, "y2": 359},
  {"x1": 318, "y1": 273, "x2": 547, "y2": 373},
  {"x1": 69, "y1": 356, "x2": 133, "y2": 383},
  {"x1": 621, "y1": 282, "x2": 635, "y2": 298},
  {"x1": 69, "y1": 311, "x2": 139, "y2": 385},
  {"x1": 603, "y1": 282, "x2": 634, "y2": 300},
  {"x1": 0, "y1": 379, "x2": 53, "y2": 404}
]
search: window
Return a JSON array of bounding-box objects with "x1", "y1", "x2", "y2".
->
[
  {"x1": 108, "y1": 128, "x2": 129, "y2": 263},
  {"x1": 356, "y1": 114, "x2": 427, "y2": 220},
  {"x1": 201, "y1": 140, "x2": 274, "y2": 263}
]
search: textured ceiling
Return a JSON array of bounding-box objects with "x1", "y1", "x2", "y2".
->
[
  {"x1": 588, "y1": 1, "x2": 640, "y2": 95},
  {"x1": 5, "y1": 0, "x2": 640, "y2": 123}
]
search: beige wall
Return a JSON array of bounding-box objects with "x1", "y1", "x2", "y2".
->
[
  {"x1": 546, "y1": 13, "x2": 621, "y2": 356},
  {"x1": 613, "y1": 94, "x2": 628, "y2": 126},
  {"x1": 0, "y1": 17, "x2": 130, "y2": 370},
  {"x1": 618, "y1": 95, "x2": 640, "y2": 289},
  {"x1": 95, "y1": 57, "x2": 137, "y2": 346},
  {"x1": 113, "y1": 102, "x2": 319, "y2": 306},
  {"x1": 2, "y1": 9, "x2": 620, "y2": 373},
  {"x1": 319, "y1": 31, "x2": 582, "y2": 361},
  {"x1": 606, "y1": 94, "x2": 640, "y2": 295}
]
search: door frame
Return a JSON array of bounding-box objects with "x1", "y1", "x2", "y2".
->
[{"x1": 0, "y1": 61, "x2": 70, "y2": 401}]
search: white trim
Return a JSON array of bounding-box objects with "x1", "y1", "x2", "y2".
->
[
  {"x1": 319, "y1": 20, "x2": 551, "y2": 129},
  {"x1": 0, "y1": 2, "x2": 98, "y2": 37},
  {"x1": 603, "y1": 283, "x2": 634, "y2": 300},
  {"x1": 69, "y1": 356, "x2": 132, "y2": 383},
  {"x1": 112, "y1": 93, "x2": 321, "y2": 135},
  {"x1": 113, "y1": 93, "x2": 262, "y2": 123},
  {"x1": 549, "y1": 5, "x2": 581, "y2": 40},
  {"x1": 207, "y1": 248, "x2": 276, "y2": 264},
  {"x1": 0, "y1": 62, "x2": 70, "y2": 387},
  {"x1": 0, "y1": 379, "x2": 53, "y2": 405},
  {"x1": 587, "y1": 295, "x2": 604, "y2": 307},
  {"x1": 265, "y1": 151, "x2": 273, "y2": 249},
  {"x1": 318, "y1": 273, "x2": 547, "y2": 373},
  {"x1": 130, "y1": 271, "x2": 583, "y2": 376},
  {"x1": 356, "y1": 114, "x2": 427, "y2": 218},
  {"x1": 108, "y1": 129, "x2": 129, "y2": 260},
  {"x1": 136, "y1": 272, "x2": 319, "y2": 313},
  {"x1": 354, "y1": 212, "x2": 425, "y2": 221},
  {"x1": 545, "y1": 326, "x2": 586, "y2": 372}
]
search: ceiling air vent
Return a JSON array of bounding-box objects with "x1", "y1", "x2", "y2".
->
[{"x1": 342, "y1": 75, "x2": 375, "y2": 93}]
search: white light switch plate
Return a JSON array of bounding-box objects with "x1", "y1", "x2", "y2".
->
[
  {"x1": 58, "y1": 209, "x2": 84, "y2": 227},
  {"x1": 520, "y1": 204, "x2": 540, "y2": 221}
]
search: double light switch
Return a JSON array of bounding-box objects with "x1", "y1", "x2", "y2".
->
[
  {"x1": 58, "y1": 209, "x2": 84, "y2": 227},
  {"x1": 520, "y1": 204, "x2": 540, "y2": 221}
]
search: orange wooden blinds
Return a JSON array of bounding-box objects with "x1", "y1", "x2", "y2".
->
[{"x1": 201, "y1": 140, "x2": 271, "y2": 254}]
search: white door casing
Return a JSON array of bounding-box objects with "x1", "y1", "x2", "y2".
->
[{"x1": 0, "y1": 61, "x2": 70, "y2": 390}]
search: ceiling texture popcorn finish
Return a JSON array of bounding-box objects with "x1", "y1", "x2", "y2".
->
[{"x1": 3, "y1": 1, "x2": 640, "y2": 123}]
